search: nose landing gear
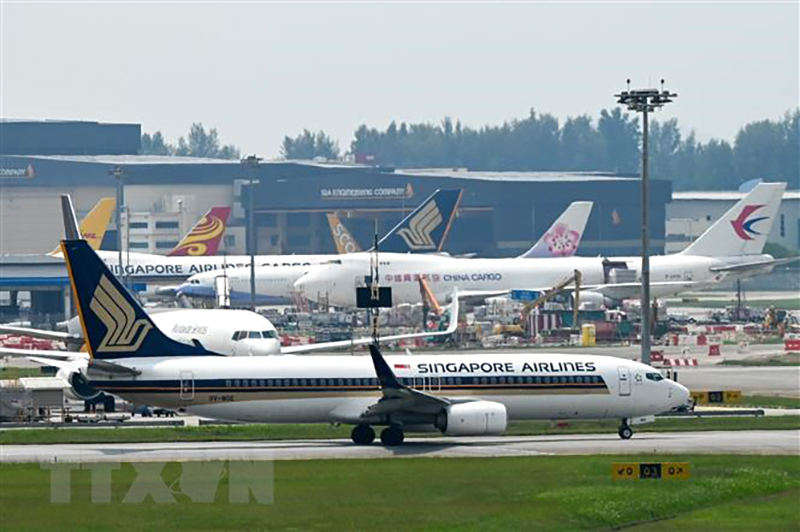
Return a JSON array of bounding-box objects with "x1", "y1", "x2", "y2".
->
[{"x1": 618, "y1": 420, "x2": 633, "y2": 440}]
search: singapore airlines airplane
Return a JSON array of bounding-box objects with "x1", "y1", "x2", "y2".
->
[
  {"x1": 177, "y1": 200, "x2": 594, "y2": 306},
  {"x1": 15, "y1": 236, "x2": 690, "y2": 445},
  {"x1": 175, "y1": 189, "x2": 463, "y2": 304},
  {"x1": 295, "y1": 183, "x2": 788, "y2": 308}
]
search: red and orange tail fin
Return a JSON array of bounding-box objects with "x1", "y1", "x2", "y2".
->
[{"x1": 167, "y1": 206, "x2": 231, "y2": 257}]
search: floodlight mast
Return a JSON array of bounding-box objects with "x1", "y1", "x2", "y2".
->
[
  {"x1": 615, "y1": 79, "x2": 677, "y2": 365},
  {"x1": 242, "y1": 155, "x2": 262, "y2": 312},
  {"x1": 109, "y1": 166, "x2": 127, "y2": 288}
]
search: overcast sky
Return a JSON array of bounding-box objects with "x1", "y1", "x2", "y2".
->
[{"x1": 1, "y1": 1, "x2": 797, "y2": 158}]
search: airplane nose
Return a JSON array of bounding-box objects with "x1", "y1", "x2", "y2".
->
[
  {"x1": 294, "y1": 270, "x2": 327, "y2": 296},
  {"x1": 671, "y1": 381, "x2": 692, "y2": 410}
]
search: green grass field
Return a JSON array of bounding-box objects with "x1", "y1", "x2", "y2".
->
[
  {"x1": 735, "y1": 395, "x2": 800, "y2": 409},
  {"x1": 1, "y1": 415, "x2": 798, "y2": 445},
  {"x1": 0, "y1": 455, "x2": 798, "y2": 531},
  {"x1": 720, "y1": 354, "x2": 800, "y2": 367},
  {"x1": 0, "y1": 366, "x2": 47, "y2": 379}
]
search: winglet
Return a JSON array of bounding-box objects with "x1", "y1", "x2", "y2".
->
[{"x1": 368, "y1": 343, "x2": 404, "y2": 390}]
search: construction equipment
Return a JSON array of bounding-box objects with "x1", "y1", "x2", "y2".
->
[{"x1": 521, "y1": 269, "x2": 582, "y2": 333}]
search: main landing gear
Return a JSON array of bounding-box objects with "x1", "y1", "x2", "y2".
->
[
  {"x1": 351, "y1": 425, "x2": 375, "y2": 445},
  {"x1": 350, "y1": 424, "x2": 405, "y2": 446},
  {"x1": 618, "y1": 420, "x2": 634, "y2": 440},
  {"x1": 380, "y1": 426, "x2": 404, "y2": 446}
]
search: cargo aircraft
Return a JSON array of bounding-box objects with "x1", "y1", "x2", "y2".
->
[
  {"x1": 294, "y1": 183, "x2": 788, "y2": 308},
  {"x1": 11, "y1": 231, "x2": 690, "y2": 445},
  {"x1": 175, "y1": 189, "x2": 463, "y2": 304},
  {"x1": 88, "y1": 189, "x2": 461, "y2": 284},
  {"x1": 177, "y1": 200, "x2": 594, "y2": 306}
]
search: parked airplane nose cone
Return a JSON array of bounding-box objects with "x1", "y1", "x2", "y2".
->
[{"x1": 293, "y1": 269, "x2": 331, "y2": 301}]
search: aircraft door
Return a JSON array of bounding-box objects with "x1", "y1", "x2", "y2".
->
[
  {"x1": 180, "y1": 371, "x2": 195, "y2": 401},
  {"x1": 617, "y1": 367, "x2": 631, "y2": 396}
]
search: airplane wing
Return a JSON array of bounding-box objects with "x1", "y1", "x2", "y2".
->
[
  {"x1": 710, "y1": 257, "x2": 800, "y2": 275},
  {"x1": 586, "y1": 281, "x2": 701, "y2": 301},
  {"x1": 361, "y1": 343, "x2": 450, "y2": 417},
  {"x1": 281, "y1": 289, "x2": 460, "y2": 354},
  {"x1": 0, "y1": 346, "x2": 88, "y2": 361},
  {"x1": 456, "y1": 281, "x2": 702, "y2": 304},
  {"x1": 0, "y1": 325, "x2": 78, "y2": 344}
]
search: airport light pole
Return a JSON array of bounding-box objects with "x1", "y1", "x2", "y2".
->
[
  {"x1": 109, "y1": 166, "x2": 126, "y2": 286},
  {"x1": 242, "y1": 155, "x2": 262, "y2": 311},
  {"x1": 615, "y1": 80, "x2": 676, "y2": 365}
]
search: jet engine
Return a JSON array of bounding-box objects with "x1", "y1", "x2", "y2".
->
[
  {"x1": 576, "y1": 291, "x2": 615, "y2": 310},
  {"x1": 67, "y1": 371, "x2": 102, "y2": 400},
  {"x1": 436, "y1": 401, "x2": 508, "y2": 436}
]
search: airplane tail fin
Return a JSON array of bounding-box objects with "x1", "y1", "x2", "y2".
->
[
  {"x1": 327, "y1": 212, "x2": 363, "y2": 254},
  {"x1": 61, "y1": 239, "x2": 218, "y2": 360},
  {"x1": 377, "y1": 189, "x2": 462, "y2": 253},
  {"x1": 168, "y1": 206, "x2": 231, "y2": 256},
  {"x1": 680, "y1": 182, "x2": 786, "y2": 257},
  {"x1": 519, "y1": 201, "x2": 593, "y2": 258},
  {"x1": 49, "y1": 197, "x2": 115, "y2": 255}
]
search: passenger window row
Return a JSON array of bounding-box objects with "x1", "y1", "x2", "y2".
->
[{"x1": 221, "y1": 375, "x2": 603, "y2": 388}]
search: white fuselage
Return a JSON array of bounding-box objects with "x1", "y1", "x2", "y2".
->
[
  {"x1": 62, "y1": 309, "x2": 282, "y2": 356},
  {"x1": 86, "y1": 352, "x2": 690, "y2": 426},
  {"x1": 294, "y1": 252, "x2": 774, "y2": 307},
  {"x1": 177, "y1": 265, "x2": 327, "y2": 305},
  {"x1": 94, "y1": 250, "x2": 338, "y2": 284}
]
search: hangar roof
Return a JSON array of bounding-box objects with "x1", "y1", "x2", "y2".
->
[
  {"x1": 397, "y1": 169, "x2": 634, "y2": 182},
  {"x1": 672, "y1": 190, "x2": 799, "y2": 201}
]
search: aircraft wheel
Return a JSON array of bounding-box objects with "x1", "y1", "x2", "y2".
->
[
  {"x1": 351, "y1": 425, "x2": 375, "y2": 445},
  {"x1": 618, "y1": 424, "x2": 633, "y2": 440},
  {"x1": 380, "y1": 426, "x2": 405, "y2": 446}
]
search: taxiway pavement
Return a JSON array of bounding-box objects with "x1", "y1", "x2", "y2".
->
[{"x1": 2, "y1": 430, "x2": 797, "y2": 463}]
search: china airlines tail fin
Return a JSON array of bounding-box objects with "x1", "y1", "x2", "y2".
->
[
  {"x1": 168, "y1": 206, "x2": 231, "y2": 257},
  {"x1": 327, "y1": 212, "x2": 363, "y2": 254},
  {"x1": 680, "y1": 182, "x2": 786, "y2": 257},
  {"x1": 48, "y1": 197, "x2": 115, "y2": 255},
  {"x1": 519, "y1": 201, "x2": 593, "y2": 258},
  {"x1": 377, "y1": 189, "x2": 462, "y2": 253}
]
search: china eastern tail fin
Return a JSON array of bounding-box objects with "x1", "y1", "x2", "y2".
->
[
  {"x1": 61, "y1": 238, "x2": 219, "y2": 360},
  {"x1": 327, "y1": 212, "x2": 363, "y2": 254},
  {"x1": 49, "y1": 197, "x2": 115, "y2": 255},
  {"x1": 519, "y1": 201, "x2": 593, "y2": 258},
  {"x1": 377, "y1": 189, "x2": 462, "y2": 253},
  {"x1": 680, "y1": 182, "x2": 786, "y2": 257},
  {"x1": 168, "y1": 206, "x2": 231, "y2": 256}
]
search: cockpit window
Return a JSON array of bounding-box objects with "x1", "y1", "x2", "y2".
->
[
  {"x1": 232, "y1": 331, "x2": 243, "y2": 341},
  {"x1": 262, "y1": 330, "x2": 278, "y2": 339},
  {"x1": 248, "y1": 331, "x2": 262, "y2": 339},
  {"x1": 646, "y1": 372, "x2": 664, "y2": 382}
]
